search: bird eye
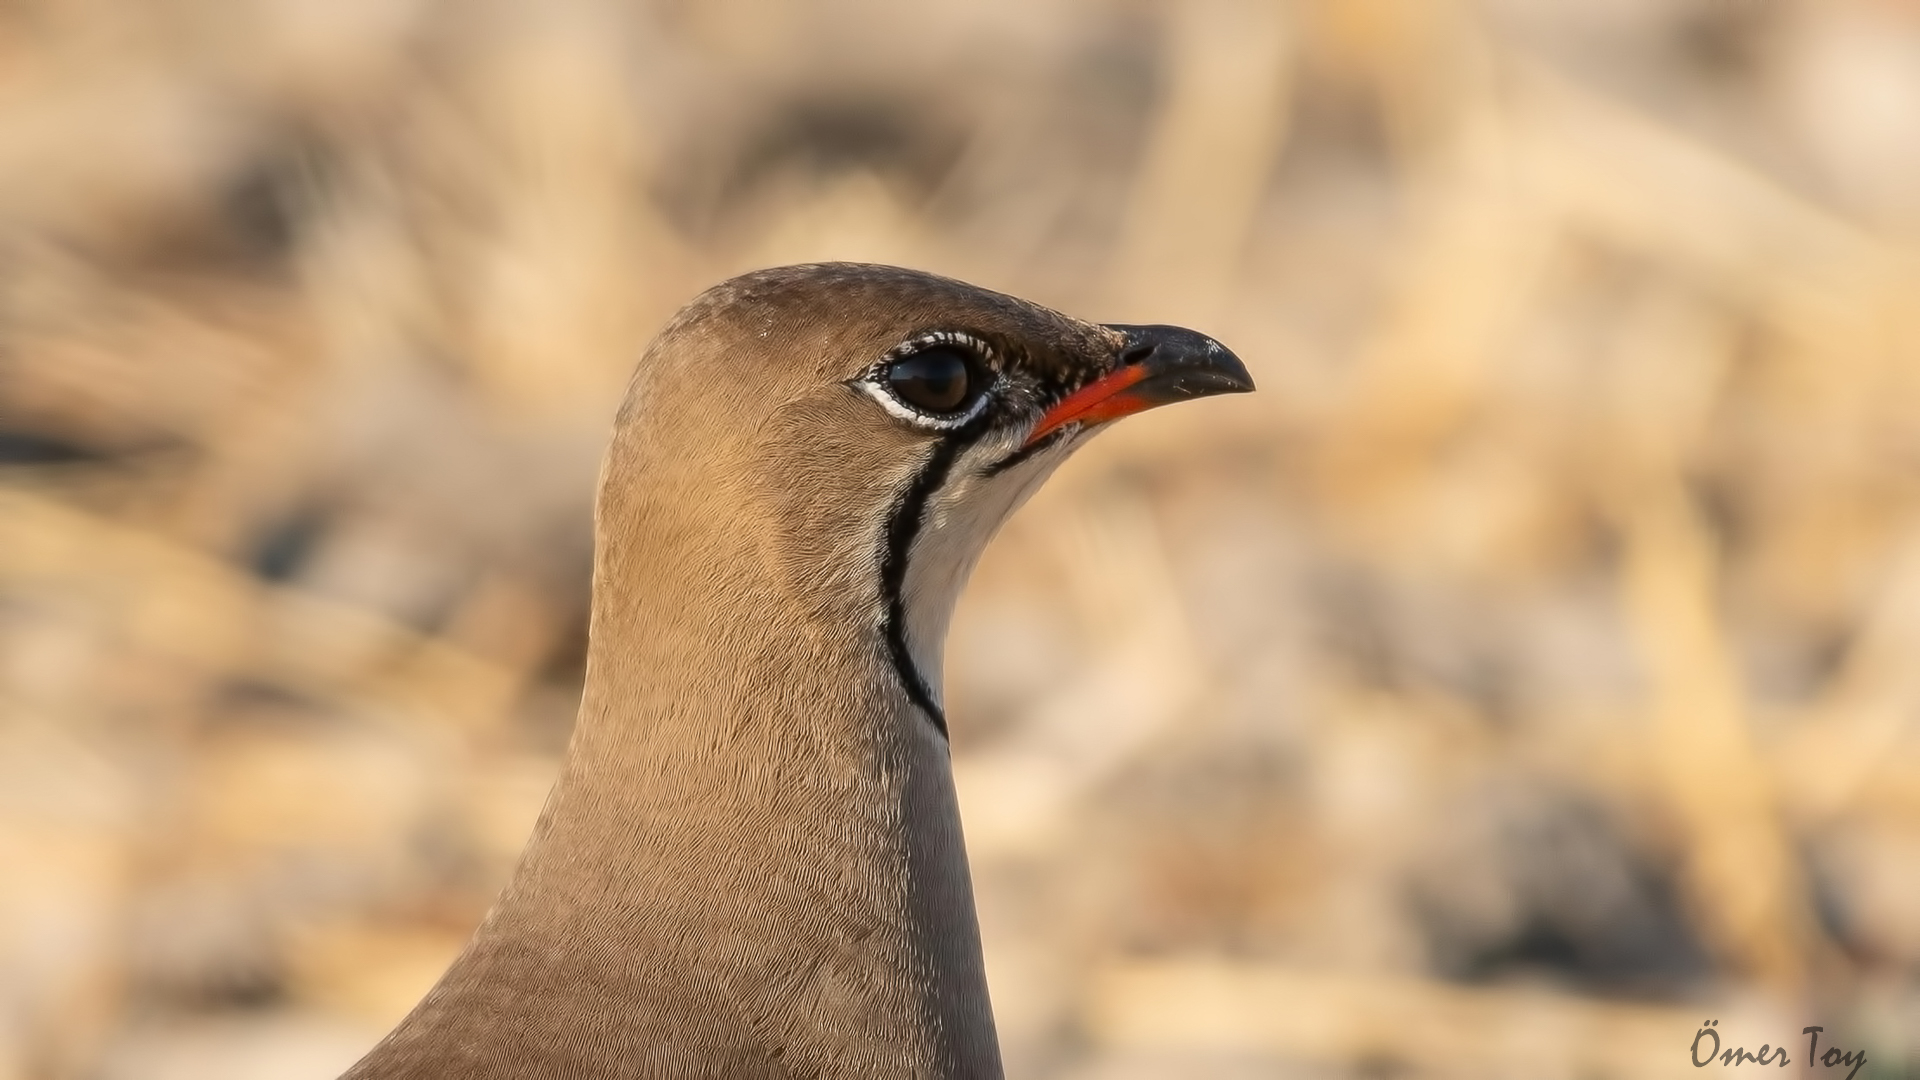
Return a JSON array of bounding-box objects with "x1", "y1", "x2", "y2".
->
[{"x1": 885, "y1": 346, "x2": 983, "y2": 416}]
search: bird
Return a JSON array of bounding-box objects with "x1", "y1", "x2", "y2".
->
[{"x1": 341, "y1": 263, "x2": 1252, "y2": 1079}]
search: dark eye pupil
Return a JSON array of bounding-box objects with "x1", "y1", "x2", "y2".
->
[{"x1": 887, "y1": 347, "x2": 975, "y2": 413}]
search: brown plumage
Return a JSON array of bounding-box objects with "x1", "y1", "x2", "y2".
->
[{"x1": 342, "y1": 263, "x2": 1251, "y2": 1079}]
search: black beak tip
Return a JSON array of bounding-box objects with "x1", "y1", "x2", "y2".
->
[
  {"x1": 1200, "y1": 349, "x2": 1256, "y2": 395},
  {"x1": 1105, "y1": 322, "x2": 1256, "y2": 400}
]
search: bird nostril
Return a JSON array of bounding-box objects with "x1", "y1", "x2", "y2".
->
[{"x1": 1117, "y1": 343, "x2": 1156, "y2": 367}]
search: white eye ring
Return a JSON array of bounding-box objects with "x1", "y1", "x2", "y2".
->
[{"x1": 851, "y1": 331, "x2": 999, "y2": 431}]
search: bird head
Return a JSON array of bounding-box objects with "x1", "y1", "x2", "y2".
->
[{"x1": 598, "y1": 263, "x2": 1252, "y2": 738}]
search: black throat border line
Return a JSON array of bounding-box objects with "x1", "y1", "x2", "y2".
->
[{"x1": 878, "y1": 420, "x2": 993, "y2": 740}]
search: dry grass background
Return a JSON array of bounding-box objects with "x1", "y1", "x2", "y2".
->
[{"x1": 4, "y1": 0, "x2": 1920, "y2": 1076}]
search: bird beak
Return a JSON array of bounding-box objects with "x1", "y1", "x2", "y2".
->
[{"x1": 1023, "y1": 324, "x2": 1255, "y2": 448}]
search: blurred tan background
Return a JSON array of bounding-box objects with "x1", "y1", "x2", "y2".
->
[{"x1": 5, "y1": 0, "x2": 1920, "y2": 1076}]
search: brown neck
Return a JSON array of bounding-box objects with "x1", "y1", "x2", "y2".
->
[{"x1": 344, "y1": 487, "x2": 1002, "y2": 1079}]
